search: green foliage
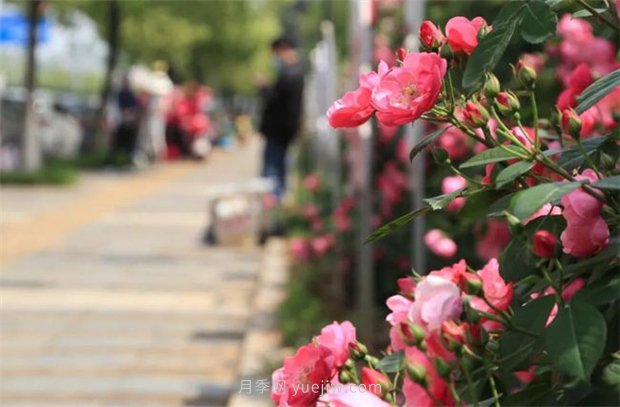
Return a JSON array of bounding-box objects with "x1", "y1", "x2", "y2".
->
[
  {"x1": 460, "y1": 146, "x2": 525, "y2": 169},
  {"x1": 376, "y1": 351, "x2": 405, "y2": 373},
  {"x1": 0, "y1": 160, "x2": 78, "y2": 185},
  {"x1": 409, "y1": 127, "x2": 449, "y2": 162},
  {"x1": 544, "y1": 301, "x2": 607, "y2": 380},
  {"x1": 576, "y1": 69, "x2": 620, "y2": 114},
  {"x1": 496, "y1": 160, "x2": 534, "y2": 187},
  {"x1": 508, "y1": 181, "x2": 583, "y2": 221}
]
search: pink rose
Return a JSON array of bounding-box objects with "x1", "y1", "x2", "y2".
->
[
  {"x1": 303, "y1": 174, "x2": 321, "y2": 192},
  {"x1": 403, "y1": 347, "x2": 454, "y2": 407},
  {"x1": 315, "y1": 321, "x2": 357, "y2": 369},
  {"x1": 419, "y1": 20, "x2": 445, "y2": 49},
  {"x1": 386, "y1": 294, "x2": 414, "y2": 350},
  {"x1": 361, "y1": 367, "x2": 390, "y2": 397},
  {"x1": 319, "y1": 388, "x2": 390, "y2": 407},
  {"x1": 525, "y1": 203, "x2": 562, "y2": 225},
  {"x1": 477, "y1": 258, "x2": 513, "y2": 311},
  {"x1": 372, "y1": 52, "x2": 447, "y2": 126},
  {"x1": 532, "y1": 230, "x2": 558, "y2": 258},
  {"x1": 289, "y1": 238, "x2": 310, "y2": 262},
  {"x1": 311, "y1": 234, "x2": 335, "y2": 257},
  {"x1": 424, "y1": 229, "x2": 458, "y2": 258},
  {"x1": 445, "y1": 16, "x2": 487, "y2": 55},
  {"x1": 561, "y1": 169, "x2": 609, "y2": 257},
  {"x1": 409, "y1": 275, "x2": 463, "y2": 331},
  {"x1": 442, "y1": 175, "x2": 467, "y2": 213},
  {"x1": 272, "y1": 343, "x2": 333, "y2": 406},
  {"x1": 475, "y1": 219, "x2": 511, "y2": 261},
  {"x1": 438, "y1": 125, "x2": 470, "y2": 161},
  {"x1": 327, "y1": 62, "x2": 388, "y2": 128},
  {"x1": 397, "y1": 276, "x2": 416, "y2": 296},
  {"x1": 557, "y1": 14, "x2": 593, "y2": 43}
]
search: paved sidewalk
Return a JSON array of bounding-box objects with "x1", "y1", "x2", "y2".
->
[{"x1": 0, "y1": 140, "x2": 279, "y2": 406}]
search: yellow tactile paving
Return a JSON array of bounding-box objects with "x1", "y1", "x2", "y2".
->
[{"x1": 0, "y1": 162, "x2": 200, "y2": 267}]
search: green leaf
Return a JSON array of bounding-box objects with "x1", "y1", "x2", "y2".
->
[
  {"x1": 496, "y1": 161, "x2": 535, "y2": 188},
  {"x1": 572, "y1": 7, "x2": 607, "y2": 17},
  {"x1": 376, "y1": 351, "x2": 405, "y2": 373},
  {"x1": 462, "y1": 7, "x2": 521, "y2": 90},
  {"x1": 520, "y1": 1, "x2": 557, "y2": 44},
  {"x1": 573, "y1": 276, "x2": 620, "y2": 306},
  {"x1": 576, "y1": 69, "x2": 620, "y2": 114},
  {"x1": 504, "y1": 377, "x2": 557, "y2": 406},
  {"x1": 365, "y1": 206, "x2": 431, "y2": 243},
  {"x1": 500, "y1": 296, "x2": 556, "y2": 371},
  {"x1": 424, "y1": 189, "x2": 465, "y2": 210},
  {"x1": 460, "y1": 146, "x2": 524, "y2": 169},
  {"x1": 593, "y1": 175, "x2": 620, "y2": 191},
  {"x1": 488, "y1": 192, "x2": 516, "y2": 216},
  {"x1": 500, "y1": 234, "x2": 537, "y2": 282},
  {"x1": 557, "y1": 136, "x2": 607, "y2": 169},
  {"x1": 409, "y1": 127, "x2": 449, "y2": 162},
  {"x1": 544, "y1": 301, "x2": 607, "y2": 380},
  {"x1": 509, "y1": 182, "x2": 582, "y2": 221}
]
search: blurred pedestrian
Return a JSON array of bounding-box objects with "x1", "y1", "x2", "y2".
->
[
  {"x1": 112, "y1": 76, "x2": 140, "y2": 162},
  {"x1": 258, "y1": 37, "x2": 304, "y2": 200}
]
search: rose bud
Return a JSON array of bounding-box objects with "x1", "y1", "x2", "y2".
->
[
  {"x1": 561, "y1": 108, "x2": 582, "y2": 139},
  {"x1": 406, "y1": 362, "x2": 428, "y2": 386},
  {"x1": 460, "y1": 272, "x2": 483, "y2": 296},
  {"x1": 399, "y1": 322, "x2": 426, "y2": 347},
  {"x1": 482, "y1": 73, "x2": 501, "y2": 99},
  {"x1": 495, "y1": 91, "x2": 520, "y2": 116},
  {"x1": 419, "y1": 20, "x2": 445, "y2": 50},
  {"x1": 339, "y1": 370, "x2": 353, "y2": 384},
  {"x1": 463, "y1": 101, "x2": 490, "y2": 128},
  {"x1": 397, "y1": 47, "x2": 408, "y2": 62},
  {"x1": 434, "y1": 357, "x2": 454, "y2": 381},
  {"x1": 532, "y1": 230, "x2": 558, "y2": 258},
  {"x1": 441, "y1": 320, "x2": 466, "y2": 351},
  {"x1": 349, "y1": 341, "x2": 368, "y2": 360},
  {"x1": 361, "y1": 367, "x2": 391, "y2": 396},
  {"x1": 516, "y1": 59, "x2": 537, "y2": 87},
  {"x1": 397, "y1": 276, "x2": 416, "y2": 298}
]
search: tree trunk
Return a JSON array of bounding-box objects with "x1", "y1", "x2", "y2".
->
[
  {"x1": 94, "y1": 0, "x2": 120, "y2": 152},
  {"x1": 21, "y1": 0, "x2": 42, "y2": 171}
]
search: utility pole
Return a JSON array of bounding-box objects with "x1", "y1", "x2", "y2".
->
[
  {"x1": 404, "y1": 0, "x2": 428, "y2": 275},
  {"x1": 21, "y1": 0, "x2": 43, "y2": 172}
]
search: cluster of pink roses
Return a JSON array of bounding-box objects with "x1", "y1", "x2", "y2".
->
[{"x1": 554, "y1": 15, "x2": 620, "y2": 138}]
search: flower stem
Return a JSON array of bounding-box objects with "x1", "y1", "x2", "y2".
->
[
  {"x1": 462, "y1": 363, "x2": 479, "y2": 407},
  {"x1": 576, "y1": 0, "x2": 620, "y2": 32},
  {"x1": 485, "y1": 362, "x2": 501, "y2": 407},
  {"x1": 529, "y1": 89, "x2": 540, "y2": 149}
]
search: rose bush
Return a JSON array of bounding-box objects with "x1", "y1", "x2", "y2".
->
[{"x1": 274, "y1": 1, "x2": 619, "y2": 405}]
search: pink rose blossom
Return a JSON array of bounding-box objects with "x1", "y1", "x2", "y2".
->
[
  {"x1": 477, "y1": 258, "x2": 513, "y2": 311},
  {"x1": 442, "y1": 175, "x2": 467, "y2": 213},
  {"x1": 424, "y1": 229, "x2": 458, "y2": 258},
  {"x1": 409, "y1": 275, "x2": 463, "y2": 331},
  {"x1": 525, "y1": 203, "x2": 563, "y2": 225},
  {"x1": 445, "y1": 16, "x2": 487, "y2": 55},
  {"x1": 561, "y1": 169, "x2": 609, "y2": 257},
  {"x1": 419, "y1": 20, "x2": 445, "y2": 49},
  {"x1": 303, "y1": 174, "x2": 321, "y2": 192},
  {"x1": 372, "y1": 52, "x2": 447, "y2": 126},
  {"x1": 271, "y1": 343, "x2": 334, "y2": 406},
  {"x1": 315, "y1": 321, "x2": 357, "y2": 370},
  {"x1": 289, "y1": 238, "x2": 310, "y2": 262},
  {"x1": 438, "y1": 125, "x2": 470, "y2": 160},
  {"x1": 386, "y1": 294, "x2": 414, "y2": 350},
  {"x1": 475, "y1": 219, "x2": 511, "y2": 261},
  {"x1": 311, "y1": 234, "x2": 335, "y2": 257}
]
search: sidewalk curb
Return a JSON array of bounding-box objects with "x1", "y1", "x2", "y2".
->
[{"x1": 227, "y1": 238, "x2": 289, "y2": 407}]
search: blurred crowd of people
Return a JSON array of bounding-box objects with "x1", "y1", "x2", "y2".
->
[{"x1": 110, "y1": 62, "x2": 215, "y2": 164}]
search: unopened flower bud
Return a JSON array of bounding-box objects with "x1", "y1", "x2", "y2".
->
[
  {"x1": 344, "y1": 358, "x2": 356, "y2": 370},
  {"x1": 440, "y1": 43, "x2": 453, "y2": 60},
  {"x1": 364, "y1": 355, "x2": 380, "y2": 367},
  {"x1": 399, "y1": 322, "x2": 426, "y2": 347},
  {"x1": 361, "y1": 367, "x2": 391, "y2": 396},
  {"x1": 560, "y1": 108, "x2": 582, "y2": 139},
  {"x1": 483, "y1": 73, "x2": 501, "y2": 99},
  {"x1": 460, "y1": 272, "x2": 483, "y2": 296},
  {"x1": 532, "y1": 230, "x2": 557, "y2": 258},
  {"x1": 478, "y1": 24, "x2": 492, "y2": 39},
  {"x1": 434, "y1": 357, "x2": 454, "y2": 381},
  {"x1": 350, "y1": 341, "x2": 368, "y2": 360},
  {"x1": 397, "y1": 47, "x2": 407, "y2": 63},
  {"x1": 495, "y1": 91, "x2": 520, "y2": 116},
  {"x1": 462, "y1": 297, "x2": 481, "y2": 324},
  {"x1": 339, "y1": 370, "x2": 353, "y2": 384},
  {"x1": 419, "y1": 20, "x2": 445, "y2": 50},
  {"x1": 441, "y1": 320, "x2": 466, "y2": 351},
  {"x1": 516, "y1": 59, "x2": 537, "y2": 88},
  {"x1": 406, "y1": 362, "x2": 427, "y2": 385},
  {"x1": 463, "y1": 101, "x2": 490, "y2": 128}
]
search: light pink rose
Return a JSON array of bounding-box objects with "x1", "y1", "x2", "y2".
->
[
  {"x1": 289, "y1": 238, "x2": 310, "y2": 262},
  {"x1": 372, "y1": 52, "x2": 447, "y2": 126},
  {"x1": 442, "y1": 175, "x2": 467, "y2": 213},
  {"x1": 315, "y1": 321, "x2": 357, "y2": 369},
  {"x1": 424, "y1": 229, "x2": 458, "y2": 258},
  {"x1": 557, "y1": 14, "x2": 593, "y2": 43},
  {"x1": 477, "y1": 258, "x2": 513, "y2": 311},
  {"x1": 561, "y1": 169, "x2": 610, "y2": 257},
  {"x1": 445, "y1": 16, "x2": 487, "y2": 55},
  {"x1": 311, "y1": 234, "x2": 335, "y2": 257},
  {"x1": 525, "y1": 203, "x2": 562, "y2": 225},
  {"x1": 319, "y1": 388, "x2": 390, "y2": 407},
  {"x1": 409, "y1": 275, "x2": 463, "y2": 331},
  {"x1": 385, "y1": 294, "x2": 414, "y2": 350}
]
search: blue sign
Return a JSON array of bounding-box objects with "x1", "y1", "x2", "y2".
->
[{"x1": 0, "y1": 11, "x2": 50, "y2": 45}]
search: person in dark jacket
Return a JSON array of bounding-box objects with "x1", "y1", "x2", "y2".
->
[{"x1": 259, "y1": 37, "x2": 304, "y2": 200}]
